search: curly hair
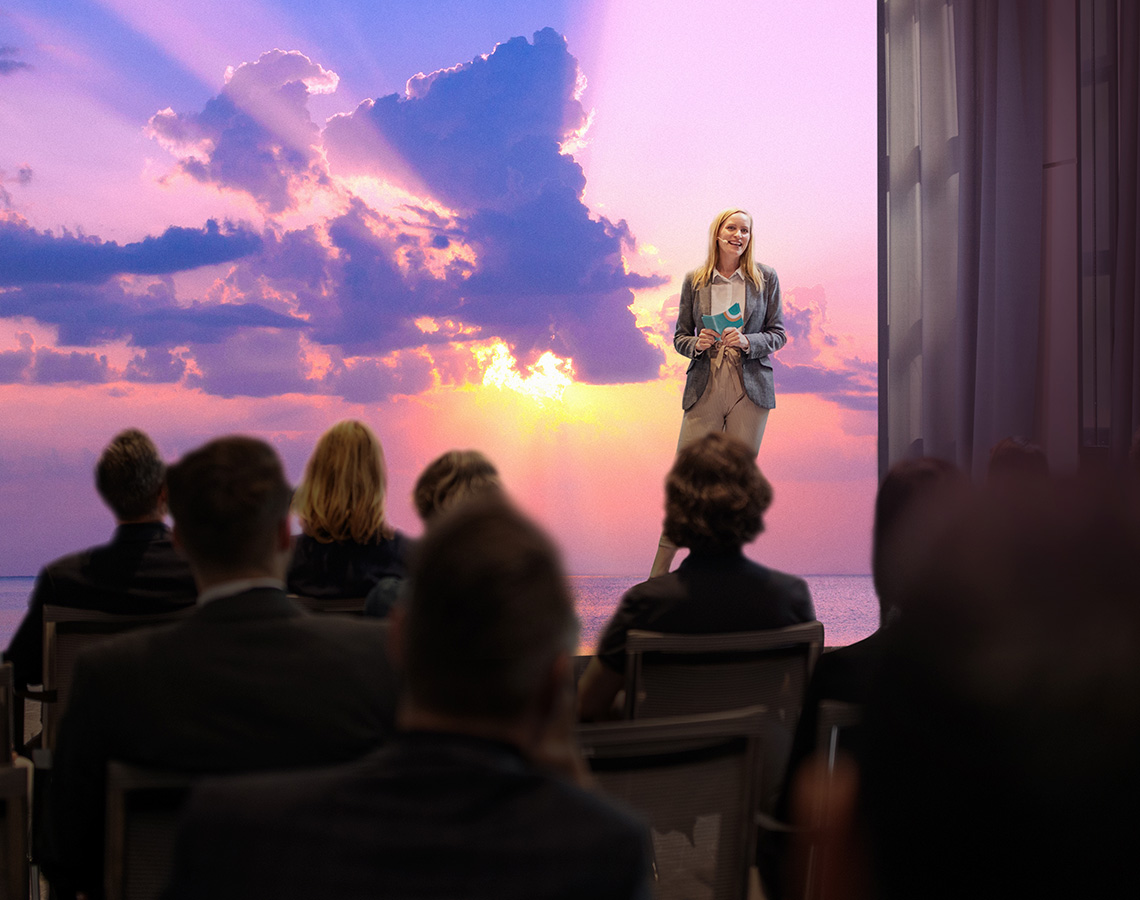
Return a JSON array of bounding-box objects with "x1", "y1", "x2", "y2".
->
[{"x1": 663, "y1": 433, "x2": 772, "y2": 552}]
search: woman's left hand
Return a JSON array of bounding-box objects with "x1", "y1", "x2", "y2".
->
[{"x1": 721, "y1": 327, "x2": 750, "y2": 352}]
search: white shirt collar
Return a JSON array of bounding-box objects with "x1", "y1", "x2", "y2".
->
[
  {"x1": 712, "y1": 267, "x2": 744, "y2": 283},
  {"x1": 197, "y1": 577, "x2": 285, "y2": 606}
]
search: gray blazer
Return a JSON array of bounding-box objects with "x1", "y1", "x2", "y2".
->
[{"x1": 674, "y1": 264, "x2": 787, "y2": 410}]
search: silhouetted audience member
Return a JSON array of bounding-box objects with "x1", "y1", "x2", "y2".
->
[
  {"x1": 364, "y1": 448, "x2": 502, "y2": 617},
  {"x1": 1130, "y1": 425, "x2": 1140, "y2": 475},
  {"x1": 163, "y1": 497, "x2": 653, "y2": 900},
  {"x1": 578, "y1": 432, "x2": 814, "y2": 721},
  {"x1": 412, "y1": 449, "x2": 502, "y2": 523},
  {"x1": 987, "y1": 434, "x2": 1049, "y2": 487},
  {"x1": 3, "y1": 429, "x2": 196, "y2": 691},
  {"x1": 287, "y1": 420, "x2": 409, "y2": 600},
  {"x1": 793, "y1": 477, "x2": 1140, "y2": 900},
  {"x1": 764, "y1": 457, "x2": 966, "y2": 897},
  {"x1": 44, "y1": 436, "x2": 399, "y2": 900}
]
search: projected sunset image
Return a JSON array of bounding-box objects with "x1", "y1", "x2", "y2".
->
[{"x1": 0, "y1": 1, "x2": 876, "y2": 580}]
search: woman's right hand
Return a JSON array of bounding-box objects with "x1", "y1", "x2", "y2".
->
[{"x1": 695, "y1": 329, "x2": 720, "y2": 352}]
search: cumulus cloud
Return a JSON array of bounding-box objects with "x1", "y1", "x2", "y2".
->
[
  {"x1": 320, "y1": 28, "x2": 664, "y2": 382},
  {"x1": 0, "y1": 45, "x2": 30, "y2": 76},
  {"x1": 0, "y1": 218, "x2": 261, "y2": 286},
  {"x1": 773, "y1": 285, "x2": 877, "y2": 411},
  {"x1": 148, "y1": 50, "x2": 337, "y2": 213},
  {"x1": 6, "y1": 30, "x2": 666, "y2": 403}
]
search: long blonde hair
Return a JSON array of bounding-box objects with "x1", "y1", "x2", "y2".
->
[
  {"x1": 294, "y1": 420, "x2": 394, "y2": 544},
  {"x1": 691, "y1": 208, "x2": 764, "y2": 291}
]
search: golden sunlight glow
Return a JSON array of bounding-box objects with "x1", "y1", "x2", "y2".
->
[
  {"x1": 475, "y1": 341, "x2": 575, "y2": 403},
  {"x1": 414, "y1": 317, "x2": 440, "y2": 334}
]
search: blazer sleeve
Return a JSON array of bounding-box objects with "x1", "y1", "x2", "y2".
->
[
  {"x1": 744, "y1": 268, "x2": 788, "y2": 359},
  {"x1": 672, "y1": 273, "x2": 704, "y2": 360}
]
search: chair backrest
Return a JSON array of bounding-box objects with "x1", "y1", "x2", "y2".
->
[
  {"x1": 815, "y1": 700, "x2": 862, "y2": 766},
  {"x1": 623, "y1": 622, "x2": 824, "y2": 814},
  {"x1": 41, "y1": 606, "x2": 192, "y2": 750},
  {"x1": 104, "y1": 761, "x2": 196, "y2": 900},
  {"x1": 578, "y1": 707, "x2": 765, "y2": 900},
  {"x1": 288, "y1": 594, "x2": 367, "y2": 615},
  {"x1": 0, "y1": 665, "x2": 12, "y2": 763},
  {"x1": 0, "y1": 766, "x2": 29, "y2": 900},
  {"x1": 623, "y1": 621, "x2": 825, "y2": 721}
]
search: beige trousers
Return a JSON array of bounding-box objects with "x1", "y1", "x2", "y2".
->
[{"x1": 650, "y1": 358, "x2": 770, "y2": 577}]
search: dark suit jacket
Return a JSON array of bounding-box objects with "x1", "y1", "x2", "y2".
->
[
  {"x1": 596, "y1": 549, "x2": 815, "y2": 673},
  {"x1": 43, "y1": 588, "x2": 400, "y2": 900},
  {"x1": 163, "y1": 731, "x2": 653, "y2": 900},
  {"x1": 3, "y1": 522, "x2": 197, "y2": 689},
  {"x1": 674, "y1": 265, "x2": 787, "y2": 411}
]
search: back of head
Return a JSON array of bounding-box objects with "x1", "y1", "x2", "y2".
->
[
  {"x1": 166, "y1": 436, "x2": 292, "y2": 574},
  {"x1": 293, "y1": 420, "x2": 391, "y2": 544},
  {"x1": 858, "y1": 477, "x2": 1140, "y2": 899},
  {"x1": 403, "y1": 497, "x2": 578, "y2": 723},
  {"x1": 664, "y1": 432, "x2": 771, "y2": 553},
  {"x1": 987, "y1": 435, "x2": 1050, "y2": 486},
  {"x1": 412, "y1": 450, "x2": 502, "y2": 523},
  {"x1": 871, "y1": 456, "x2": 967, "y2": 619},
  {"x1": 95, "y1": 429, "x2": 166, "y2": 521}
]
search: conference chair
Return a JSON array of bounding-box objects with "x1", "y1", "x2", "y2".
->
[
  {"x1": 622, "y1": 621, "x2": 824, "y2": 812},
  {"x1": 39, "y1": 606, "x2": 192, "y2": 750},
  {"x1": 289, "y1": 595, "x2": 368, "y2": 615},
  {"x1": 104, "y1": 762, "x2": 196, "y2": 900},
  {"x1": 0, "y1": 766, "x2": 29, "y2": 900},
  {"x1": 578, "y1": 707, "x2": 765, "y2": 900},
  {"x1": 0, "y1": 665, "x2": 13, "y2": 764}
]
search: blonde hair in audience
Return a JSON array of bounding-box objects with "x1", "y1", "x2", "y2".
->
[
  {"x1": 294, "y1": 420, "x2": 393, "y2": 544},
  {"x1": 690, "y1": 208, "x2": 764, "y2": 291}
]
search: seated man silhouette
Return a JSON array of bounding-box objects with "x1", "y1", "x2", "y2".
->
[
  {"x1": 43, "y1": 436, "x2": 400, "y2": 900},
  {"x1": 163, "y1": 497, "x2": 653, "y2": 900},
  {"x1": 4, "y1": 428, "x2": 197, "y2": 692},
  {"x1": 794, "y1": 477, "x2": 1140, "y2": 900}
]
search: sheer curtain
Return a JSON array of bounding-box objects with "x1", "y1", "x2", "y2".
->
[
  {"x1": 882, "y1": 0, "x2": 1046, "y2": 476},
  {"x1": 1110, "y1": 1, "x2": 1140, "y2": 463}
]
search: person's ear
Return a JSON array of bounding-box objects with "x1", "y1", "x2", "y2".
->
[{"x1": 789, "y1": 752, "x2": 872, "y2": 900}]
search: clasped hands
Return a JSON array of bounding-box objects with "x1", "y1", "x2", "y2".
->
[{"x1": 695, "y1": 327, "x2": 749, "y2": 353}]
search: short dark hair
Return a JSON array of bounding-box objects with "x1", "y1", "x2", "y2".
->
[
  {"x1": 403, "y1": 497, "x2": 578, "y2": 722},
  {"x1": 166, "y1": 436, "x2": 292, "y2": 572},
  {"x1": 664, "y1": 433, "x2": 771, "y2": 552},
  {"x1": 412, "y1": 450, "x2": 501, "y2": 523},
  {"x1": 871, "y1": 457, "x2": 966, "y2": 621},
  {"x1": 858, "y1": 478, "x2": 1140, "y2": 899},
  {"x1": 987, "y1": 435, "x2": 1049, "y2": 483},
  {"x1": 95, "y1": 429, "x2": 166, "y2": 520}
]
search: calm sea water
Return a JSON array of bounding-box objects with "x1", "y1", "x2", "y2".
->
[{"x1": 0, "y1": 573, "x2": 878, "y2": 653}]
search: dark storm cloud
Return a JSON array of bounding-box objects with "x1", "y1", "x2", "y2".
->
[
  {"x1": 0, "y1": 218, "x2": 261, "y2": 286},
  {"x1": 0, "y1": 279, "x2": 301, "y2": 347},
  {"x1": 148, "y1": 50, "x2": 335, "y2": 213},
  {"x1": 320, "y1": 29, "x2": 664, "y2": 383}
]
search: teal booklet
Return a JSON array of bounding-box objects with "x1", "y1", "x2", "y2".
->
[{"x1": 701, "y1": 302, "x2": 744, "y2": 334}]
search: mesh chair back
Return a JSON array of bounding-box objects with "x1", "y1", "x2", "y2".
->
[
  {"x1": 0, "y1": 665, "x2": 12, "y2": 763},
  {"x1": 0, "y1": 766, "x2": 29, "y2": 900},
  {"x1": 624, "y1": 622, "x2": 823, "y2": 814},
  {"x1": 288, "y1": 594, "x2": 367, "y2": 614},
  {"x1": 578, "y1": 707, "x2": 764, "y2": 900},
  {"x1": 41, "y1": 606, "x2": 192, "y2": 750},
  {"x1": 104, "y1": 762, "x2": 195, "y2": 900}
]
